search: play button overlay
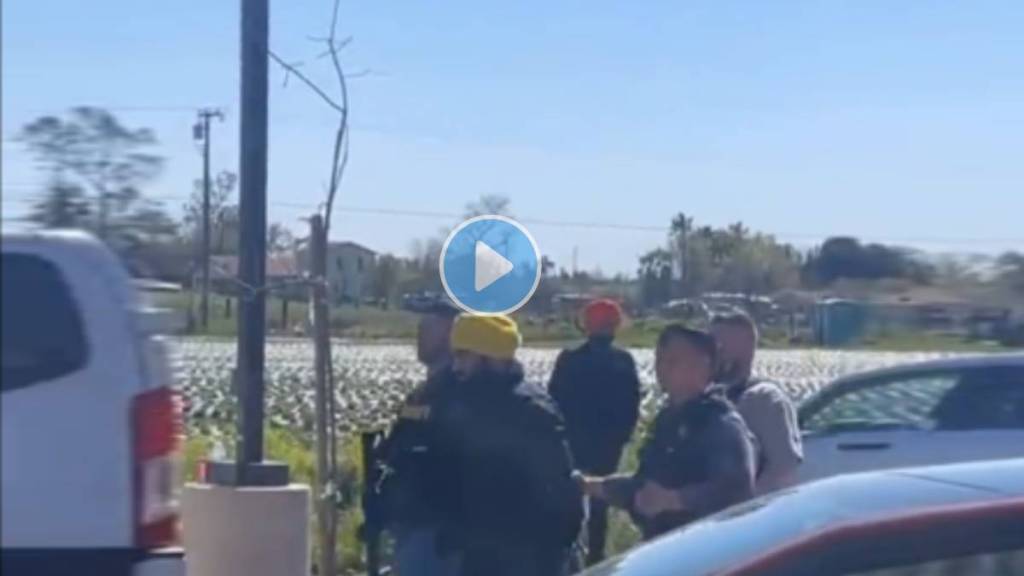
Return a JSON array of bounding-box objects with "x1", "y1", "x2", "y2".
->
[
  {"x1": 475, "y1": 241, "x2": 514, "y2": 291},
  {"x1": 440, "y1": 215, "x2": 541, "y2": 314}
]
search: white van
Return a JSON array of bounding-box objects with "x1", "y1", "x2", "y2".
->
[{"x1": 1, "y1": 230, "x2": 185, "y2": 576}]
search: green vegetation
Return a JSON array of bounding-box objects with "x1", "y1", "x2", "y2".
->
[
  {"x1": 856, "y1": 331, "x2": 1008, "y2": 353},
  {"x1": 166, "y1": 289, "x2": 1015, "y2": 353},
  {"x1": 182, "y1": 424, "x2": 649, "y2": 570},
  {"x1": 157, "y1": 291, "x2": 310, "y2": 337},
  {"x1": 183, "y1": 428, "x2": 368, "y2": 571}
]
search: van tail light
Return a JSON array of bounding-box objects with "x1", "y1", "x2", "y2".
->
[{"x1": 133, "y1": 387, "x2": 184, "y2": 549}]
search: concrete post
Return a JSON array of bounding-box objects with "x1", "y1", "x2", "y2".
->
[{"x1": 182, "y1": 483, "x2": 310, "y2": 576}]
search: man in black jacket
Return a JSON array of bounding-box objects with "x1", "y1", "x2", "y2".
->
[
  {"x1": 441, "y1": 314, "x2": 584, "y2": 576},
  {"x1": 579, "y1": 325, "x2": 756, "y2": 540},
  {"x1": 549, "y1": 299, "x2": 640, "y2": 564},
  {"x1": 374, "y1": 299, "x2": 462, "y2": 576}
]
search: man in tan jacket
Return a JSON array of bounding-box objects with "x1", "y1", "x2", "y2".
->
[{"x1": 711, "y1": 311, "x2": 803, "y2": 494}]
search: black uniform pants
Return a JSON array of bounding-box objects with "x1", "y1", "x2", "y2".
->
[
  {"x1": 579, "y1": 449, "x2": 623, "y2": 566},
  {"x1": 586, "y1": 498, "x2": 610, "y2": 566},
  {"x1": 459, "y1": 541, "x2": 565, "y2": 576}
]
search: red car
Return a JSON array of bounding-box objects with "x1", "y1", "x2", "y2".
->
[{"x1": 583, "y1": 458, "x2": 1024, "y2": 576}]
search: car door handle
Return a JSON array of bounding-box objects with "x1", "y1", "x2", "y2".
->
[{"x1": 837, "y1": 442, "x2": 892, "y2": 451}]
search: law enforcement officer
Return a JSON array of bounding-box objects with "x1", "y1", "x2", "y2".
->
[
  {"x1": 578, "y1": 325, "x2": 756, "y2": 540},
  {"x1": 374, "y1": 298, "x2": 462, "y2": 576},
  {"x1": 440, "y1": 314, "x2": 584, "y2": 576},
  {"x1": 548, "y1": 299, "x2": 640, "y2": 565}
]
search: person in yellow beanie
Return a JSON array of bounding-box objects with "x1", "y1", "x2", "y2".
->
[
  {"x1": 436, "y1": 313, "x2": 584, "y2": 576},
  {"x1": 449, "y1": 313, "x2": 522, "y2": 380}
]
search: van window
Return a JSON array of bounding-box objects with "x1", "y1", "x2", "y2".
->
[{"x1": 1, "y1": 253, "x2": 89, "y2": 393}]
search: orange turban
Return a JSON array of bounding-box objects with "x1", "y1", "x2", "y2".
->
[{"x1": 582, "y1": 299, "x2": 623, "y2": 335}]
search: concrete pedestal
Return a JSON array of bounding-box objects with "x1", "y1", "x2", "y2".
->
[{"x1": 183, "y1": 483, "x2": 311, "y2": 576}]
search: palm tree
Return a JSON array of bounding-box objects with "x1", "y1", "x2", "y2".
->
[{"x1": 669, "y1": 213, "x2": 693, "y2": 285}]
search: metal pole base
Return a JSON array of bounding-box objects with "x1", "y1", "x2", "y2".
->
[{"x1": 204, "y1": 459, "x2": 290, "y2": 487}]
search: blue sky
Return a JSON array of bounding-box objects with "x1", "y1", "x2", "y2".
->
[{"x1": 3, "y1": 0, "x2": 1023, "y2": 274}]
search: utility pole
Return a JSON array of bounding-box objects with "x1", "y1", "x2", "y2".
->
[
  {"x1": 203, "y1": 0, "x2": 287, "y2": 487},
  {"x1": 236, "y1": 0, "x2": 272, "y2": 480},
  {"x1": 194, "y1": 108, "x2": 224, "y2": 331},
  {"x1": 183, "y1": 2, "x2": 307, "y2": 574}
]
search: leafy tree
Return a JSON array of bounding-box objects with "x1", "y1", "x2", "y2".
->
[
  {"x1": 541, "y1": 255, "x2": 556, "y2": 277},
  {"x1": 370, "y1": 254, "x2": 402, "y2": 307},
  {"x1": 727, "y1": 221, "x2": 749, "y2": 243},
  {"x1": 638, "y1": 248, "x2": 673, "y2": 308},
  {"x1": 18, "y1": 107, "x2": 163, "y2": 240},
  {"x1": 995, "y1": 251, "x2": 1024, "y2": 294},
  {"x1": 804, "y1": 237, "x2": 935, "y2": 285},
  {"x1": 642, "y1": 216, "x2": 800, "y2": 301},
  {"x1": 718, "y1": 235, "x2": 800, "y2": 295},
  {"x1": 932, "y1": 256, "x2": 978, "y2": 285},
  {"x1": 27, "y1": 180, "x2": 91, "y2": 228}
]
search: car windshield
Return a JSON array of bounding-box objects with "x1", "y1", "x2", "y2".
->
[{"x1": 583, "y1": 471, "x2": 1004, "y2": 576}]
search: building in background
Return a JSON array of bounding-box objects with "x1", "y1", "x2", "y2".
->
[
  {"x1": 206, "y1": 253, "x2": 303, "y2": 298},
  {"x1": 297, "y1": 241, "x2": 377, "y2": 305}
]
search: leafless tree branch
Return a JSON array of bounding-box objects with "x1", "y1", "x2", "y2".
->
[
  {"x1": 270, "y1": 4, "x2": 355, "y2": 574},
  {"x1": 268, "y1": 50, "x2": 344, "y2": 113},
  {"x1": 269, "y1": 0, "x2": 354, "y2": 238},
  {"x1": 321, "y1": 0, "x2": 350, "y2": 236},
  {"x1": 329, "y1": 0, "x2": 342, "y2": 44},
  {"x1": 345, "y1": 69, "x2": 374, "y2": 79}
]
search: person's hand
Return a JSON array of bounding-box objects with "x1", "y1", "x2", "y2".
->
[
  {"x1": 573, "y1": 471, "x2": 605, "y2": 500},
  {"x1": 634, "y1": 481, "x2": 684, "y2": 518}
]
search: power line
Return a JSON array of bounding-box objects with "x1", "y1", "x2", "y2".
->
[
  {"x1": 2, "y1": 192, "x2": 1022, "y2": 246},
  {"x1": 15, "y1": 105, "x2": 225, "y2": 115}
]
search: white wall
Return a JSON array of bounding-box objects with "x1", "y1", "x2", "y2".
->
[{"x1": 325, "y1": 244, "x2": 376, "y2": 303}]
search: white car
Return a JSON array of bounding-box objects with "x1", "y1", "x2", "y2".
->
[
  {"x1": 796, "y1": 354, "x2": 1024, "y2": 485},
  {"x1": 1, "y1": 231, "x2": 185, "y2": 576}
]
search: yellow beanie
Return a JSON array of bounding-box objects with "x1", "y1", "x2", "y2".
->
[{"x1": 450, "y1": 314, "x2": 521, "y2": 360}]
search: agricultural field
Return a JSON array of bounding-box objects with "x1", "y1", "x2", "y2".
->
[{"x1": 172, "y1": 337, "x2": 964, "y2": 439}]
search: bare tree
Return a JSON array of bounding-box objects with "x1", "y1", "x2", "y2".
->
[
  {"x1": 182, "y1": 170, "x2": 238, "y2": 251},
  {"x1": 267, "y1": 223, "x2": 296, "y2": 252},
  {"x1": 269, "y1": 2, "x2": 365, "y2": 574},
  {"x1": 464, "y1": 194, "x2": 512, "y2": 218}
]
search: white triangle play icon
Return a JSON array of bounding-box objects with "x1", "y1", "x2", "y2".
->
[{"x1": 475, "y1": 241, "x2": 514, "y2": 291}]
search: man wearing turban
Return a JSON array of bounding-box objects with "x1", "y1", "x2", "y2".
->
[{"x1": 548, "y1": 299, "x2": 641, "y2": 565}]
